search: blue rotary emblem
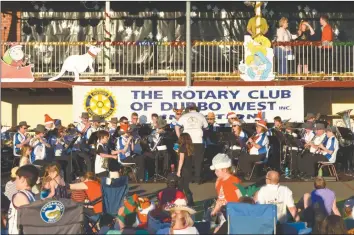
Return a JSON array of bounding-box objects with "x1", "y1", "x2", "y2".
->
[{"x1": 40, "y1": 201, "x2": 65, "y2": 224}]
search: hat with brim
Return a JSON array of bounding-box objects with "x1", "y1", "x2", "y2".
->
[
  {"x1": 156, "y1": 118, "x2": 168, "y2": 129},
  {"x1": 17, "y1": 121, "x2": 30, "y2": 128},
  {"x1": 210, "y1": 153, "x2": 232, "y2": 170},
  {"x1": 81, "y1": 112, "x2": 89, "y2": 119},
  {"x1": 305, "y1": 113, "x2": 315, "y2": 120},
  {"x1": 256, "y1": 120, "x2": 268, "y2": 130},
  {"x1": 326, "y1": 125, "x2": 337, "y2": 133},
  {"x1": 109, "y1": 117, "x2": 118, "y2": 124},
  {"x1": 90, "y1": 115, "x2": 104, "y2": 122},
  {"x1": 164, "y1": 198, "x2": 196, "y2": 215},
  {"x1": 302, "y1": 121, "x2": 314, "y2": 130},
  {"x1": 314, "y1": 123, "x2": 326, "y2": 130},
  {"x1": 34, "y1": 124, "x2": 46, "y2": 133}
]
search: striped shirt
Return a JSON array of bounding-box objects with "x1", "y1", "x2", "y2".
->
[
  {"x1": 250, "y1": 132, "x2": 269, "y2": 155},
  {"x1": 13, "y1": 132, "x2": 25, "y2": 156},
  {"x1": 322, "y1": 136, "x2": 339, "y2": 163}
]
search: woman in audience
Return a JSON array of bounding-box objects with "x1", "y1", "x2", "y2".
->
[
  {"x1": 320, "y1": 215, "x2": 347, "y2": 234},
  {"x1": 296, "y1": 20, "x2": 316, "y2": 75},
  {"x1": 41, "y1": 163, "x2": 68, "y2": 199},
  {"x1": 177, "y1": 133, "x2": 194, "y2": 206},
  {"x1": 158, "y1": 198, "x2": 199, "y2": 234},
  {"x1": 4, "y1": 167, "x2": 19, "y2": 200},
  {"x1": 69, "y1": 172, "x2": 103, "y2": 215},
  {"x1": 19, "y1": 145, "x2": 31, "y2": 167},
  {"x1": 275, "y1": 17, "x2": 298, "y2": 75}
]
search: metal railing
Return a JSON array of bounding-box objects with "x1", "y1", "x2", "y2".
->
[{"x1": 2, "y1": 41, "x2": 354, "y2": 81}]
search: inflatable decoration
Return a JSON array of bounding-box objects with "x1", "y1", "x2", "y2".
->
[{"x1": 1, "y1": 44, "x2": 34, "y2": 82}]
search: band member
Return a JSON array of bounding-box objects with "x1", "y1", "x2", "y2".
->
[
  {"x1": 301, "y1": 122, "x2": 315, "y2": 144},
  {"x1": 130, "y1": 112, "x2": 139, "y2": 125},
  {"x1": 170, "y1": 108, "x2": 184, "y2": 129},
  {"x1": 298, "y1": 123, "x2": 328, "y2": 177},
  {"x1": 229, "y1": 121, "x2": 248, "y2": 159},
  {"x1": 238, "y1": 120, "x2": 269, "y2": 176},
  {"x1": 108, "y1": 117, "x2": 118, "y2": 150},
  {"x1": 225, "y1": 112, "x2": 238, "y2": 127},
  {"x1": 76, "y1": 112, "x2": 91, "y2": 147},
  {"x1": 29, "y1": 124, "x2": 51, "y2": 166},
  {"x1": 284, "y1": 122, "x2": 298, "y2": 138},
  {"x1": 94, "y1": 130, "x2": 118, "y2": 178},
  {"x1": 204, "y1": 112, "x2": 220, "y2": 163},
  {"x1": 304, "y1": 113, "x2": 316, "y2": 123},
  {"x1": 113, "y1": 125, "x2": 145, "y2": 181},
  {"x1": 13, "y1": 121, "x2": 31, "y2": 157},
  {"x1": 151, "y1": 113, "x2": 159, "y2": 129},
  {"x1": 274, "y1": 116, "x2": 283, "y2": 130}
]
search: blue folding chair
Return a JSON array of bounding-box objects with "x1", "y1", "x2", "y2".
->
[
  {"x1": 226, "y1": 203, "x2": 277, "y2": 234},
  {"x1": 281, "y1": 222, "x2": 312, "y2": 235}
]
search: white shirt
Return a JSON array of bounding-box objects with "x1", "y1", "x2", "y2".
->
[
  {"x1": 257, "y1": 184, "x2": 295, "y2": 224},
  {"x1": 310, "y1": 133, "x2": 327, "y2": 153},
  {"x1": 249, "y1": 133, "x2": 269, "y2": 155},
  {"x1": 13, "y1": 132, "x2": 25, "y2": 156},
  {"x1": 321, "y1": 136, "x2": 339, "y2": 163},
  {"x1": 177, "y1": 111, "x2": 208, "y2": 144},
  {"x1": 157, "y1": 226, "x2": 199, "y2": 235},
  {"x1": 276, "y1": 27, "x2": 298, "y2": 51},
  {"x1": 95, "y1": 143, "x2": 108, "y2": 175},
  {"x1": 29, "y1": 137, "x2": 46, "y2": 163},
  {"x1": 303, "y1": 131, "x2": 315, "y2": 144}
]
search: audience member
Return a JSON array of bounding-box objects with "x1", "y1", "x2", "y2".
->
[
  {"x1": 40, "y1": 163, "x2": 68, "y2": 199},
  {"x1": 19, "y1": 145, "x2": 31, "y2": 167},
  {"x1": 320, "y1": 215, "x2": 347, "y2": 234},
  {"x1": 4, "y1": 167, "x2": 19, "y2": 201}
]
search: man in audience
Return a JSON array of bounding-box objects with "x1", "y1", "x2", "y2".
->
[{"x1": 257, "y1": 171, "x2": 299, "y2": 224}]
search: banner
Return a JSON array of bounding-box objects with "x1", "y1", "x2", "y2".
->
[{"x1": 72, "y1": 86, "x2": 304, "y2": 123}]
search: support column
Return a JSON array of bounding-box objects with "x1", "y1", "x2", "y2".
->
[
  {"x1": 104, "y1": 1, "x2": 111, "y2": 82},
  {"x1": 185, "y1": 1, "x2": 192, "y2": 87}
]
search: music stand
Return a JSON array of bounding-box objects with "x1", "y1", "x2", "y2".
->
[
  {"x1": 63, "y1": 136, "x2": 79, "y2": 183},
  {"x1": 150, "y1": 135, "x2": 168, "y2": 182},
  {"x1": 283, "y1": 134, "x2": 303, "y2": 176}
]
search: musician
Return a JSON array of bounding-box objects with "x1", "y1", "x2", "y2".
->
[
  {"x1": 225, "y1": 112, "x2": 238, "y2": 127},
  {"x1": 108, "y1": 117, "x2": 118, "y2": 150},
  {"x1": 229, "y1": 121, "x2": 248, "y2": 159},
  {"x1": 204, "y1": 112, "x2": 220, "y2": 163},
  {"x1": 130, "y1": 112, "x2": 139, "y2": 125},
  {"x1": 44, "y1": 114, "x2": 57, "y2": 159},
  {"x1": 298, "y1": 123, "x2": 328, "y2": 177},
  {"x1": 305, "y1": 113, "x2": 316, "y2": 123},
  {"x1": 301, "y1": 122, "x2": 315, "y2": 144},
  {"x1": 301, "y1": 126, "x2": 339, "y2": 178},
  {"x1": 267, "y1": 116, "x2": 282, "y2": 136},
  {"x1": 149, "y1": 118, "x2": 171, "y2": 177},
  {"x1": 238, "y1": 120, "x2": 269, "y2": 176},
  {"x1": 113, "y1": 125, "x2": 145, "y2": 181},
  {"x1": 76, "y1": 112, "x2": 91, "y2": 147},
  {"x1": 13, "y1": 121, "x2": 31, "y2": 157},
  {"x1": 170, "y1": 108, "x2": 184, "y2": 129},
  {"x1": 151, "y1": 113, "x2": 159, "y2": 129},
  {"x1": 29, "y1": 124, "x2": 51, "y2": 166},
  {"x1": 284, "y1": 122, "x2": 298, "y2": 138}
]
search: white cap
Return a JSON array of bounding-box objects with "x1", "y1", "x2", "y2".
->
[{"x1": 210, "y1": 153, "x2": 232, "y2": 170}]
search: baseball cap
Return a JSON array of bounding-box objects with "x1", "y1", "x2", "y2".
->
[{"x1": 210, "y1": 153, "x2": 232, "y2": 170}]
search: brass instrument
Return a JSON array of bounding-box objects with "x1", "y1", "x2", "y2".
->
[{"x1": 335, "y1": 109, "x2": 353, "y2": 147}]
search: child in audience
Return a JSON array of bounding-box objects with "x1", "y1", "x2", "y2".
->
[
  {"x1": 19, "y1": 145, "x2": 31, "y2": 167},
  {"x1": 41, "y1": 163, "x2": 68, "y2": 199},
  {"x1": 8, "y1": 165, "x2": 39, "y2": 235},
  {"x1": 71, "y1": 177, "x2": 87, "y2": 203}
]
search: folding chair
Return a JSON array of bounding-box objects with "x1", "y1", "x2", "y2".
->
[
  {"x1": 118, "y1": 155, "x2": 138, "y2": 183},
  {"x1": 318, "y1": 162, "x2": 339, "y2": 181},
  {"x1": 226, "y1": 203, "x2": 277, "y2": 234},
  {"x1": 87, "y1": 176, "x2": 129, "y2": 233},
  {"x1": 248, "y1": 146, "x2": 271, "y2": 180},
  {"x1": 281, "y1": 222, "x2": 312, "y2": 235}
]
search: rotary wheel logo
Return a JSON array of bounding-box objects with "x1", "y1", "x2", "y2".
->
[{"x1": 84, "y1": 88, "x2": 117, "y2": 118}]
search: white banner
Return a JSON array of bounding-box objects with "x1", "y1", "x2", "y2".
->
[{"x1": 72, "y1": 86, "x2": 304, "y2": 123}]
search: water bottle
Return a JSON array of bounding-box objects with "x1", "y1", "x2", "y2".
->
[
  {"x1": 318, "y1": 168, "x2": 323, "y2": 177},
  {"x1": 144, "y1": 170, "x2": 149, "y2": 182},
  {"x1": 285, "y1": 167, "x2": 289, "y2": 178}
]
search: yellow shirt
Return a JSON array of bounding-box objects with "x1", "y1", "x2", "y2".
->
[{"x1": 247, "y1": 17, "x2": 269, "y2": 37}]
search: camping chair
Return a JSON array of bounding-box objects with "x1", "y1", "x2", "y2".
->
[
  {"x1": 248, "y1": 146, "x2": 271, "y2": 180},
  {"x1": 18, "y1": 198, "x2": 84, "y2": 234},
  {"x1": 226, "y1": 202, "x2": 277, "y2": 234},
  {"x1": 318, "y1": 162, "x2": 339, "y2": 181},
  {"x1": 281, "y1": 222, "x2": 312, "y2": 235},
  {"x1": 86, "y1": 176, "x2": 129, "y2": 233}
]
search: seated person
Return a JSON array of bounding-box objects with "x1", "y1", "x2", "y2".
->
[
  {"x1": 344, "y1": 197, "x2": 354, "y2": 233},
  {"x1": 209, "y1": 153, "x2": 242, "y2": 216}
]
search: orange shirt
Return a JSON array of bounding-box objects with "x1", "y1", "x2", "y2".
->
[
  {"x1": 84, "y1": 181, "x2": 103, "y2": 214},
  {"x1": 215, "y1": 175, "x2": 242, "y2": 203},
  {"x1": 322, "y1": 24, "x2": 333, "y2": 48}
]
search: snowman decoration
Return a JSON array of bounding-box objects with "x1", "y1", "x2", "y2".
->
[{"x1": 1, "y1": 44, "x2": 34, "y2": 82}]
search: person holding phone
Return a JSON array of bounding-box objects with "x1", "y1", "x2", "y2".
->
[{"x1": 176, "y1": 133, "x2": 194, "y2": 206}]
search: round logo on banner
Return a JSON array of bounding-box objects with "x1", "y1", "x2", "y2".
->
[
  {"x1": 84, "y1": 88, "x2": 117, "y2": 119},
  {"x1": 40, "y1": 201, "x2": 65, "y2": 224}
]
